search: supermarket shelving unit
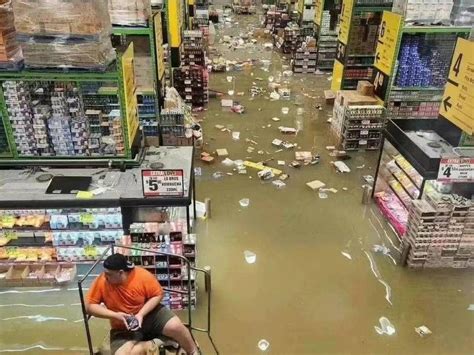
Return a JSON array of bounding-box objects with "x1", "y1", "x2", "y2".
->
[
  {"x1": 371, "y1": 15, "x2": 471, "y2": 119},
  {"x1": 372, "y1": 118, "x2": 464, "y2": 237},
  {"x1": 331, "y1": 0, "x2": 393, "y2": 91},
  {"x1": 313, "y1": 0, "x2": 341, "y2": 70},
  {"x1": 297, "y1": 0, "x2": 316, "y2": 36},
  {"x1": 0, "y1": 44, "x2": 141, "y2": 167},
  {"x1": 112, "y1": 12, "x2": 167, "y2": 137}
]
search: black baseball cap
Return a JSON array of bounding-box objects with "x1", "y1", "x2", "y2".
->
[{"x1": 103, "y1": 253, "x2": 135, "y2": 271}]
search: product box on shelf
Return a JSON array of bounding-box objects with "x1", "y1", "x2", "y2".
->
[
  {"x1": 0, "y1": 0, "x2": 23, "y2": 69},
  {"x1": 12, "y1": 0, "x2": 112, "y2": 37},
  {"x1": 332, "y1": 89, "x2": 385, "y2": 151},
  {"x1": 108, "y1": 0, "x2": 152, "y2": 26},
  {"x1": 12, "y1": 0, "x2": 115, "y2": 70}
]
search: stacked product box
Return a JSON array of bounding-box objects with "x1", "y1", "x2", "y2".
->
[
  {"x1": 12, "y1": 0, "x2": 115, "y2": 70},
  {"x1": 395, "y1": 33, "x2": 459, "y2": 88},
  {"x1": 451, "y1": 0, "x2": 474, "y2": 25},
  {"x1": 264, "y1": 9, "x2": 291, "y2": 33},
  {"x1": 331, "y1": 88, "x2": 383, "y2": 151},
  {"x1": 172, "y1": 66, "x2": 209, "y2": 108},
  {"x1": 299, "y1": 0, "x2": 316, "y2": 36},
  {"x1": 108, "y1": 0, "x2": 151, "y2": 26},
  {"x1": 0, "y1": 0, "x2": 22, "y2": 70},
  {"x1": 160, "y1": 109, "x2": 189, "y2": 146},
  {"x1": 2, "y1": 80, "x2": 125, "y2": 157},
  {"x1": 393, "y1": 0, "x2": 454, "y2": 24},
  {"x1": 316, "y1": 11, "x2": 338, "y2": 70},
  {"x1": 282, "y1": 26, "x2": 304, "y2": 54},
  {"x1": 0, "y1": 208, "x2": 124, "y2": 263},
  {"x1": 137, "y1": 94, "x2": 158, "y2": 138},
  {"x1": 181, "y1": 31, "x2": 206, "y2": 67},
  {"x1": 292, "y1": 43, "x2": 317, "y2": 73},
  {"x1": 160, "y1": 87, "x2": 195, "y2": 146},
  {"x1": 121, "y1": 222, "x2": 197, "y2": 310},
  {"x1": 405, "y1": 187, "x2": 474, "y2": 268},
  {"x1": 339, "y1": 105, "x2": 385, "y2": 151},
  {"x1": 109, "y1": 110, "x2": 126, "y2": 156},
  {"x1": 0, "y1": 109, "x2": 8, "y2": 156},
  {"x1": 3, "y1": 81, "x2": 36, "y2": 156},
  {"x1": 387, "y1": 101, "x2": 440, "y2": 119},
  {"x1": 348, "y1": 14, "x2": 379, "y2": 55}
]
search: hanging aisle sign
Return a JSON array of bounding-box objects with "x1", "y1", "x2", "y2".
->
[
  {"x1": 331, "y1": 0, "x2": 354, "y2": 91},
  {"x1": 338, "y1": 0, "x2": 354, "y2": 46},
  {"x1": 314, "y1": 0, "x2": 324, "y2": 26},
  {"x1": 437, "y1": 157, "x2": 474, "y2": 182},
  {"x1": 142, "y1": 170, "x2": 185, "y2": 197},
  {"x1": 439, "y1": 38, "x2": 474, "y2": 135},
  {"x1": 372, "y1": 11, "x2": 402, "y2": 103}
]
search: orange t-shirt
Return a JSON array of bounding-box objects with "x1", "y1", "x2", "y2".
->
[{"x1": 87, "y1": 267, "x2": 163, "y2": 329}]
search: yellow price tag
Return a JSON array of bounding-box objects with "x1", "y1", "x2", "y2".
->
[
  {"x1": 76, "y1": 191, "x2": 94, "y2": 200},
  {"x1": 80, "y1": 213, "x2": 95, "y2": 225},
  {"x1": 1, "y1": 216, "x2": 16, "y2": 228}
]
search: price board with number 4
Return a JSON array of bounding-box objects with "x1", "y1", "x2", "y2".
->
[
  {"x1": 142, "y1": 170, "x2": 185, "y2": 197},
  {"x1": 437, "y1": 158, "x2": 474, "y2": 183}
]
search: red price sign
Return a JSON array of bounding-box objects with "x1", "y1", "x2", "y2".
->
[
  {"x1": 437, "y1": 158, "x2": 474, "y2": 182},
  {"x1": 141, "y1": 170, "x2": 185, "y2": 197}
]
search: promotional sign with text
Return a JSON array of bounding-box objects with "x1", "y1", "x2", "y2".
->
[{"x1": 142, "y1": 170, "x2": 185, "y2": 197}]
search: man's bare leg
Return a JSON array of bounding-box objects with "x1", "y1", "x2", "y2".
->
[{"x1": 162, "y1": 316, "x2": 198, "y2": 354}]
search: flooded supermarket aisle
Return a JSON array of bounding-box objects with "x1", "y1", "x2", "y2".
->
[{"x1": 0, "y1": 7, "x2": 473, "y2": 355}]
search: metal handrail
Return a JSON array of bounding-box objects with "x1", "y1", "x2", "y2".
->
[{"x1": 77, "y1": 244, "x2": 219, "y2": 354}]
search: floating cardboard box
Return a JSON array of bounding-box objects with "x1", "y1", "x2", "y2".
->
[
  {"x1": 216, "y1": 149, "x2": 229, "y2": 157},
  {"x1": 306, "y1": 180, "x2": 326, "y2": 190}
]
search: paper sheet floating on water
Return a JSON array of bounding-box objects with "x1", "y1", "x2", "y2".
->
[
  {"x1": 341, "y1": 252, "x2": 352, "y2": 260},
  {"x1": 239, "y1": 198, "x2": 250, "y2": 207},
  {"x1": 415, "y1": 325, "x2": 432, "y2": 337},
  {"x1": 244, "y1": 250, "x2": 257, "y2": 264},
  {"x1": 258, "y1": 339, "x2": 270, "y2": 351},
  {"x1": 374, "y1": 317, "x2": 395, "y2": 335}
]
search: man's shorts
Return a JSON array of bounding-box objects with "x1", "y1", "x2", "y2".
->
[{"x1": 110, "y1": 305, "x2": 175, "y2": 354}]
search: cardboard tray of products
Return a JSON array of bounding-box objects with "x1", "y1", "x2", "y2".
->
[{"x1": 0, "y1": 263, "x2": 76, "y2": 287}]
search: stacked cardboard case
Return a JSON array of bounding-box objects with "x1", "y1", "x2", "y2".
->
[
  {"x1": 331, "y1": 82, "x2": 386, "y2": 151},
  {"x1": 109, "y1": 0, "x2": 152, "y2": 26},
  {"x1": 12, "y1": 0, "x2": 115, "y2": 70},
  {"x1": 406, "y1": 184, "x2": 474, "y2": 268},
  {"x1": 0, "y1": 0, "x2": 22, "y2": 70}
]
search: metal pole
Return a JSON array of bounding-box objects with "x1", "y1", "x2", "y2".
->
[
  {"x1": 78, "y1": 282, "x2": 94, "y2": 355},
  {"x1": 205, "y1": 198, "x2": 211, "y2": 219},
  {"x1": 186, "y1": 206, "x2": 191, "y2": 233},
  {"x1": 192, "y1": 171, "x2": 197, "y2": 220},
  {"x1": 204, "y1": 265, "x2": 211, "y2": 292}
]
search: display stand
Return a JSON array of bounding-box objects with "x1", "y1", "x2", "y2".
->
[
  {"x1": 372, "y1": 118, "x2": 464, "y2": 237},
  {"x1": 331, "y1": 0, "x2": 393, "y2": 91},
  {"x1": 313, "y1": 0, "x2": 341, "y2": 70},
  {"x1": 112, "y1": 12, "x2": 167, "y2": 137},
  {"x1": 0, "y1": 44, "x2": 140, "y2": 167},
  {"x1": 0, "y1": 146, "x2": 196, "y2": 271},
  {"x1": 371, "y1": 11, "x2": 471, "y2": 118}
]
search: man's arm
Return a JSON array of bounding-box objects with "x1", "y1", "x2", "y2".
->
[
  {"x1": 85, "y1": 303, "x2": 129, "y2": 328},
  {"x1": 137, "y1": 295, "x2": 163, "y2": 319}
]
